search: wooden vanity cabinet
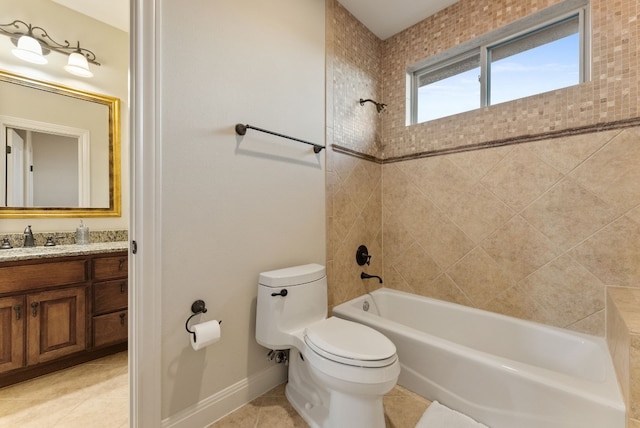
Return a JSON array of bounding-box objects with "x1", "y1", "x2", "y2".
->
[
  {"x1": 0, "y1": 257, "x2": 88, "y2": 373},
  {"x1": 0, "y1": 296, "x2": 25, "y2": 373},
  {"x1": 92, "y1": 254, "x2": 128, "y2": 348},
  {"x1": 0, "y1": 251, "x2": 128, "y2": 387}
]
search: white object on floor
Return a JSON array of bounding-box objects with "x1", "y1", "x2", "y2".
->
[{"x1": 416, "y1": 401, "x2": 489, "y2": 428}]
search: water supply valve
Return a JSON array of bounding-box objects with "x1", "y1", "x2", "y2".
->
[{"x1": 267, "y1": 350, "x2": 289, "y2": 365}]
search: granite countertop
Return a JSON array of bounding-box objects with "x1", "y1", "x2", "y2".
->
[{"x1": 0, "y1": 241, "x2": 129, "y2": 262}]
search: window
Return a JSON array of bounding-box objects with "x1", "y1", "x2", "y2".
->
[
  {"x1": 409, "y1": 2, "x2": 589, "y2": 124},
  {"x1": 416, "y1": 52, "x2": 480, "y2": 122}
]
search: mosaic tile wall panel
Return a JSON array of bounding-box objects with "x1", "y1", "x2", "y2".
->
[
  {"x1": 379, "y1": 0, "x2": 639, "y2": 159},
  {"x1": 330, "y1": 0, "x2": 384, "y2": 158}
]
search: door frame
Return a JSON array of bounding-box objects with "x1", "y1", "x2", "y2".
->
[{"x1": 130, "y1": 0, "x2": 163, "y2": 426}]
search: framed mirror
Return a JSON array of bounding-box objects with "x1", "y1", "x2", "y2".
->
[{"x1": 0, "y1": 70, "x2": 121, "y2": 218}]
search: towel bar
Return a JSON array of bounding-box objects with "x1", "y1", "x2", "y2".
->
[{"x1": 235, "y1": 123, "x2": 325, "y2": 153}]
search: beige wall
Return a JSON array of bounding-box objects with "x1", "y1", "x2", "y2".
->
[
  {"x1": 0, "y1": 0, "x2": 129, "y2": 233},
  {"x1": 159, "y1": 0, "x2": 326, "y2": 422},
  {"x1": 327, "y1": 0, "x2": 640, "y2": 336}
]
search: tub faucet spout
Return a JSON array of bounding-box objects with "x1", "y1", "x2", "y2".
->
[{"x1": 361, "y1": 272, "x2": 383, "y2": 283}]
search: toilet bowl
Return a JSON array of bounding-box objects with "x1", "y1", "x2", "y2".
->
[{"x1": 256, "y1": 264, "x2": 399, "y2": 428}]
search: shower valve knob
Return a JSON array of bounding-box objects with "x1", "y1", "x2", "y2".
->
[{"x1": 356, "y1": 245, "x2": 372, "y2": 266}]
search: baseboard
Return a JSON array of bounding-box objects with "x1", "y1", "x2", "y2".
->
[{"x1": 161, "y1": 364, "x2": 287, "y2": 428}]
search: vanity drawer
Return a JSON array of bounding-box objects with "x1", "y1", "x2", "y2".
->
[
  {"x1": 93, "y1": 310, "x2": 128, "y2": 348},
  {"x1": 93, "y1": 280, "x2": 128, "y2": 314},
  {"x1": 0, "y1": 260, "x2": 88, "y2": 294},
  {"x1": 92, "y1": 255, "x2": 128, "y2": 280}
]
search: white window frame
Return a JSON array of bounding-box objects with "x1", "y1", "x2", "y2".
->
[{"x1": 408, "y1": 0, "x2": 590, "y2": 125}]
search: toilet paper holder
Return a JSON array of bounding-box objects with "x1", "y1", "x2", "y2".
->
[{"x1": 185, "y1": 300, "x2": 222, "y2": 341}]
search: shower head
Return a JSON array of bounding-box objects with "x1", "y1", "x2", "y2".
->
[{"x1": 359, "y1": 98, "x2": 387, "y2": 113}]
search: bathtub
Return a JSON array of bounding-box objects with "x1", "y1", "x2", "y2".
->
[{"x1": 332, "y1": 288, "x2": 625, "y2": 428}]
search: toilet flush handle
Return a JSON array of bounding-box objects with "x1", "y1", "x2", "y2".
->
[{"x1": 271, "y1": 289, "x2": 288, "y2": 297}]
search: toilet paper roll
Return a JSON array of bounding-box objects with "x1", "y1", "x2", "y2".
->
[{"x1": 190, "y1": 320, "x2": 221, "y2": 351}]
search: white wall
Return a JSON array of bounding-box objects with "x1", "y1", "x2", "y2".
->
[
  {"x1": 156, "y1": 0, "x2": 326, "y2": 423},
  {"x1": 31, "y1": 133, "x2": 78, "y2": 206},
  {"x1": 0, "y1": 0, "x2": 129, "y2": 233}
]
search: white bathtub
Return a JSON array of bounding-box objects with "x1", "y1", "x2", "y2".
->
[{"x1": 332, "y1": 288, "x2": 625, "y2": 428}]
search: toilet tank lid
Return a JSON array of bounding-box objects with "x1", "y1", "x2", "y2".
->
[{"x1": 259, "y1": 263, "x2": 326, "y2": 287}]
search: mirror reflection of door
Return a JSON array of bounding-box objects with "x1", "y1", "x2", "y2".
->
[
  {"x1": 1, "y1": 121, "x2": 90, "y2": 208},
  {"x1": 5, "y1": 128, "x2": 25, "y2": 206},
  {"x1": 30, "y1": 130, "x2": 80, "y2": 207}
]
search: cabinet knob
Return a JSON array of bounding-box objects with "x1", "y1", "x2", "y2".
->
[
  {"x1": 118, "y1": 258, "x2": 125, "y2": 271},
  {"x1": 119, "y1": 312, "x2": 126, "y2": 325},
  {"x1": 120, "y1": 281, "x2": 127, "y2": 294},
  {"x1": 14, "y1": 305, "x2": 21, "y2": 320},
  {"x1": 31, "y1": 302, "x2": 39, "y2": 317}
]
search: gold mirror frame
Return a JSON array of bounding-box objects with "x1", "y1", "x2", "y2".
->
[{"x1": 0, "y1": 70, "x2": 121, "y2": 218}]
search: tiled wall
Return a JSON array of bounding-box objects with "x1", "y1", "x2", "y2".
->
[
  {"x1": 370, "y1": 0, "x2": 638, "y2": 160},
  {"x1": 327, "y1": 0, "x2": 640, "y2": 330},
  {"x1": 383, "y1": 127, "x2": 640, "y2": 336},
  {"x1": 326, "y1": 151, "x2": 383, "y2": 308},
  {"x1": 326, "y1": 0, "x2": 384, "y2": 308},
  {"x1": 328, "y1": 0, "x2": 383, "y2": 158},
  {"x1": 607, "y1": 288, "x2": 640, "y2": 426}
]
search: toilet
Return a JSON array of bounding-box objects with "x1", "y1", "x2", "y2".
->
[{"x1": 256, "y1": 263, "x2": 399, "y2": 428}]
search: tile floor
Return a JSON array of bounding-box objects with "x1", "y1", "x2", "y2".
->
[
  {"x1": 0, "y1": 352, "x2": 430, "y2": 428},
  {"x1": 209, "y1": 383, "x2": 431, "y2": 427},
  {"x1": 0, "y1": 351, "x2": 128, "y2": 428}
]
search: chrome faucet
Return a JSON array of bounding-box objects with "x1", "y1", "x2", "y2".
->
[{"x1": 23, "y1": 225, "x2": 35, "y2": 247}]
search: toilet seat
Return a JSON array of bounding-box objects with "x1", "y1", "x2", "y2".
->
[{"x1": 304, "y1": 317, "x2": 397, "y2": 368}]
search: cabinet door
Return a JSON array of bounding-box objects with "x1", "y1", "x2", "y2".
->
[
  {"x1": 0, "y1": 296, "x2": 25, "y2": 373},
  {"x1": 27, "y1": 287, "x2": 87, "y2": 365}
]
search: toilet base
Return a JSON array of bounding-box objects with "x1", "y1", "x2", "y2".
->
[
  {"x1": 286, "y1": 382, "x2": 327, "y2": 428},
  {"x1": 285, "y1": 349, "x2": 390, "y2": 428}
]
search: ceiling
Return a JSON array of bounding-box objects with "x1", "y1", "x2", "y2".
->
[
  {"x1": 339, "y1": 0, "x2": 460, "y2": 40},
  {"x1": 53, "y1": 0, "x2": 460, "y2": 40},
  {"x1": 51, "y1": 0, "x2": 129, "y2": 32}
]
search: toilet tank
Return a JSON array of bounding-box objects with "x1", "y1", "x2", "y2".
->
[{"x1": 256, "y1": 263, "x2": 327, "y2": 350}]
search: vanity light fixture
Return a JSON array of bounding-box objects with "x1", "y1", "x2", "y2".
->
[
  {"x1": 64, "y1": 44, "x2": 93, "y2": 78},
  {"x1": 12, "y1": 33, "x2": 47, "y2": 64},
  {"x1": 0, "y1": 20, "x2": 100, "y2": 78}
]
